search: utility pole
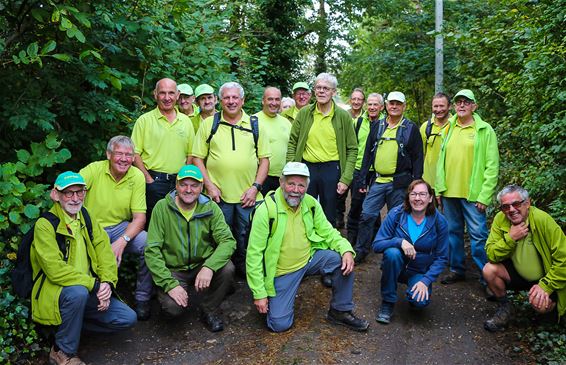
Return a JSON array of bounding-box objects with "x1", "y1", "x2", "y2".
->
[{"x1": 435, "y1": 0, "x2": 443, "y2": 93}]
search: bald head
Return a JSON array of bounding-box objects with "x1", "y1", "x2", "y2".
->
[
  {"x1": 262, "y1": 87, "x2": 282, "y2": 117},
  {"x1": 153, "y1": 78, "x2": 179, "y2": 113}
]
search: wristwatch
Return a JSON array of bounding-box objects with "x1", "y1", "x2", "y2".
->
[
  {"x1": 122, "y1": 234, "x2": 131, "y2": 243},
  {"x1": 252, "y1": 182, "x2": 262, "y2": 191}
]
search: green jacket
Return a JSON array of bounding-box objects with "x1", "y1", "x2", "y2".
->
[
  {"x1": 286, "y1": 102, "x2": 358, "y2": 186},
  {"x1": 486, "y1": 206, "x2": 566, "y2": 318},
  {"x1": 31, "y1": 203, "x2": 117, "y2": 326},
  {"x1": 246, "y1": 188, "x2": 354, "y2": 300},
  {"x1": 145, "y1": 192, "x2": 236, "y2": 292},
  {"x1": 435, "y1": 113, "x2": 499, "y2": 205}
]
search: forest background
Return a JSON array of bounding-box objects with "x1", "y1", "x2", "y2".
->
[{"x1": 0, "y1": 0, "x2": 564, "y2": 363}]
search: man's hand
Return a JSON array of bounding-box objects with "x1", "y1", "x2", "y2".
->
[
  {"x1": 241, "y1": 186, "x2": 258, "y2": 208},
  {"x1": 206, "y1": 182, "x2": 222, "y2": 203},
  {"x1": 401, "y1": 239, "x2": 416, "y2": 260},
  {"x1": 97, "y1": 282, "x2": 112, "y2": 311},
  {"x1": 194, "y1": 267, "x2": 214, "y2": 292},
  {"x1": 167, "y1": 285, "x2": 189, "y2": 308},
  {"x1": 529, "y1": 284, "x2": 552, "y2": 312},
  {"x1": 111, "y1": 238, "x2": 127, "y2": 266},
  {"x1": 436, "y1": 196, "x2": 442, "y2": 208},
  {"x1": 475, "y1": 202, "x2": 487, "y2": 213},
  {"x1": 341, "y1": 252, "x2": 355, "y2": 275},
  {"x1": 336, "y1": 182, "x2": 349, "y2": 195},
  {"x1": 359, "y1": 186, "x2": 368, "y2": 194},
  {"x1": 254, "y1": 298, "x2": 268, "y2": 314},
  {"x1": 410, "y1": 281, "x2": 429, "y2": 302},
  {"x1": 509, "y1": 222, "x2": 529, "y2": 241},
  {"x1": 145, "y1": 175, "x2": 155, "y2": 184}
]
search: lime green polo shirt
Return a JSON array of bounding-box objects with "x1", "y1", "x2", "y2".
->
[
  {"x1": 254, "y1": 111, "x2": 291, "y2": 177},
  {"x1": 420, "y1": 118, "x2": 450, "y2": 188},
  {"x1": 511, "y1": 224, "x2": 544, "y2": 282},
  {"x1": 303, "y1": 103, "x2": 339, "y2": 163},
  {"x1": 282, "y1": 105, "x2": 299, "y2": 122},
  {"x1": 131, "y1": 107, "x2": 195, "y2": 174},
  {"x1": 354, "y1": 116, "x2": 371, "y2": 170},
  {"x1": 80, "y1": 160, "x2": 146, "y2": 228},
  {"x1": 276, "y1": 196, "x2": 310, "y2": 277},
  {"x1": 64, "y1": 211, "x2": 90, "y2": 275},
  {"x1": 192, "y1": 111, "x2": 271, "y2": 204},
  {"x1": 443, "y1": 122, "x2": 475, "y2": 198},
  {"x1": 374, "y1": 121, "x2": 400, "y2": 183}
]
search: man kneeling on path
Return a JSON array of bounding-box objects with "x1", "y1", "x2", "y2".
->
[
  {"x1": 483, "y1": 184, "x2": 566, "y2": 332},
  {"x1": 32, "y1": 172, "x2": 136, "y2": 365},
  {"x1": 145, "y1": 165, "x2": 236, "y2": 332},
  {"x1": 246, "y1": 162, "x2": 369, "y2": 332}
]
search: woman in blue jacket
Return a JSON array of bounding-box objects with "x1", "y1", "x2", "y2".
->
[{"x1": 373, "y1": 179, "x2": 449, "y2": 324}]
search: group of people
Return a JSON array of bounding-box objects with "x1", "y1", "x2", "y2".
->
[{"x1": 28, "y1": 73, "x2": 565, "y2": 365}]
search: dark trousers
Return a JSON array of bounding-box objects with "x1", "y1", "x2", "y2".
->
[
  {"x1": 146, "y1": 171, "x2": 176, "y2": 227},
  {"x1": 261, "y1": 175, "x2": 280, "y2": 197},
  {"x1": 336, "y1": 191, "x2": 347, "y2": 226},
  {"x1": 304, "y1": 161, "x2": 340, "y2": 226},
  {"x1": 347, "y1": 169, "x2": 379, "y2": 244}
]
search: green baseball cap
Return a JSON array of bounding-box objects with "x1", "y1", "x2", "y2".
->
[
  {"x1": 54, "y1": 171, "x2": 86, "y2": 191},
  {"x1": 453, "y1": 89, "x2": 476, "y2": 103},
  {"x1": 177, "y1": 83, "x2": 194, "y2": 96},
  {"x1": 194, "y1": 84, "x2": 215, "y2": 99},
  {"x1": 292, "y1": 82, "x2": 310, "y2": 92},
  {"x1": 177, "y1": 165, "x2": 203, "y2": 182}
]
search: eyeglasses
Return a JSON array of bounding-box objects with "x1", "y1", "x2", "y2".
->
[
  {"x1": 500, "y1": 199, "x2": 525, "y2": 212},
  {"x1": 60, "y1": 189, "x2": 86, "y2": 198},
  {"x1": 454, "y1": 99, "x2": 473, "y2": 106},
  {"x1": 112, "y1": 152, "x2": 134, "y2": 159},
  {"x1": 314, "y1": 86, "x2": 333, "y2": 93},
  {"x1": 409, "y1": 192, "x2": 429, "y2": 198}
]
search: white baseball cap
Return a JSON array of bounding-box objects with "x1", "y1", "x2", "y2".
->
[
  {"x1": 282, "y1": 162, "x2": 310, "y2": 177},
  {"x1": 386, "y1": 91, "x2": 406, "y2": 103}
]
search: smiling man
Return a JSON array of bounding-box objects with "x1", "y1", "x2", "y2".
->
[
  {"x1": 80, "y1": 135, "x2": 152, "y2": 320},
  {"x1": 177, "y1": 83, "x2": 198, "y2": 130},
  {"x1": 191, "y1": 83, "x2": 218, "y2": 134},
  {"x1": 254, "y1": 86, "x2": 291, "y2": 195},
  {"x1": 145, "y1": 165, "x2": 236, "y2": 332},
  {"x1": 483, "y1": 185, "x2": 566, "y2": 331},
  {"x1": 281, "y1": 82, "x2": 311, "y2": 123}
]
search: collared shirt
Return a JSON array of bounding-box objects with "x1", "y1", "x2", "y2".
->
[
  {"x1": 63, "y1": 211, "x2": 90, "y2": 275},
  {"x1": 131, "y1": 107, "x2": 195, "y2": 173},
  {"x1": 80, "y1": 160, "x2": 146, "y2": 228},
  {"x1": 374, "y1": 119, "x2": 401, "y2": 183},
  {"x1": 302, "y1": 103, "x2": 338, "y2": 162},
  {"x1": 254, "y1": 111, "x2": 291, "y2": 177},
  {"x1": 420, "y1": 117, "x2": 451, "y2": 187},
  {"x1": 443, "y1": 121, "x2": 475, "y2": 198}
]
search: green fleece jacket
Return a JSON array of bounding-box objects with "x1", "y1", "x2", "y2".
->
[
  {"x1": 286, "y1": 102, "x2": 358, "y2": 186},
  {"x1": 435, "y1": 113, "x2": 499, "y2": 205},
  {"x1": 145, "y1": 192, "x2": 236, "y2": 292},
  {"x1": 31, "y1": 203, "x2": 117, "y2": 326},
  {"x1": 246, "y1": 188, "x2": 354, "y2": 300},
  {"x1": 486, "y1": 206, "x2": 566, "y2": 318}
]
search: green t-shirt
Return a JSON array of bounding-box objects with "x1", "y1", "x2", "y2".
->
[
  {"x1": 354, "y1": 116, "x2": 372, "y2": 170},
  {"x1": 254, "y1": 111, "x2": 291, "y2": 177},
  {"x1": 276, "y1": 197, "x2": 310, "y2": 277},
  {"x1": 443, "y1": 122, "x2": 475, "y2": 198},
  {"x1": 176, "y1": 201, "x2": 197, "y2": 222},
  {"x1": 374, "y1": 121, "x2": 400, "y2": 183},
  {"x1": 420, "y1": 119, "x2": 450, "y2": 188},
  {"x1": 512, "y1": 223, "x2": 545, "y2": 282},
  {"x1": 303, "y1": 103, "x2": 339, "y2": 163}
]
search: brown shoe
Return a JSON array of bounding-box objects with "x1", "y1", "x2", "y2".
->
[{"x1": 49, "y1": 346, "x2": 86, "y2": 365}]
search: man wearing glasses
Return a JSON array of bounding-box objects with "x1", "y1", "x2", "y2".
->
[
  {"x1": 31, "y1": 171, "x2": 136, "y2": 365},
  {"x1": 436, "y1": 89, "x2": 499, "y2": 288},
  {"x1": 80, "y1": 135, "x2": 152, "y2": 320},
  {"x1": 483, "y1": 185, "x2": 566, "y2": 331},
  {"x1": 281, "y1": 82, "x2": 312, "y2": 123}
]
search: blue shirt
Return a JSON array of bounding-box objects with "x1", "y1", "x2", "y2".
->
[{"x1": 407, "y1": 215, "x2": 427, "y2": 243}]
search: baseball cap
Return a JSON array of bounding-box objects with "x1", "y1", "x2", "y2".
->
[
  {"x1": 282, "y1": 162, "x2": 310, "y2": 177},
  {"x1": 292, "y1": 82, "x2": 310, "y2": 92},
  {"x1": 177, "y1": 165, "x2": 203, "y2": 182},
  {"x1": 453, "y1": 89, "x2": 476, "y2": 103},
  {"x1": 177, "y1": 83, "x2": 194, "y2": 96},
  {"x1": 194, "y1": 84, "x2": 215, "y2": 99},
  {"x1": 386, "y1": 91, "x2": 406, "y2": 103},
  {"x1": 54, "y1": 171, "x2": 86, "y2": 191}
]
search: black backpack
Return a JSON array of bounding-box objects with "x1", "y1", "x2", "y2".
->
[
  {"x1": 206, "y1": 112, "x2": 259, "y2": 157},
  {"x1": 11, "y1": 207, "x2": 93, "y2": 298}
]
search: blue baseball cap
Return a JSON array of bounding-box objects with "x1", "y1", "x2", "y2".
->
[
  {"x1": 177, "y1": 165, "x2": 203, "y2": 182},
  {"x1": 54, "y1": 171, "x2": 86, "y2": 190}
]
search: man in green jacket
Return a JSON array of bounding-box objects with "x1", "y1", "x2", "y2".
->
[
  {"x1": 435, "y1": 89, "x2": 499, "y2": 287},
  {"x1": 31, "y1": 172, "x2": 136, "y2": 365},
  {"x1": 145, "y1": 164, "x2": 236, "y2": 332},
  {"x1": 246, "y1": 162, "x2": 369, "y2": 333},
  {"x1": 483, "y1": 185, "x2": 566, "y2": 331}
]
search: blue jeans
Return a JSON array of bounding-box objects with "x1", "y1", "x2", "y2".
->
[
  {"x1": 441, "y1": 197, "x2": 488, "y2": 278},
  {"x1": 381, "y1": 248, "x2": 432, "y2": 307},
  {"x1": 267, "y1": 250, "x2": 354, "y2": 332},
  {"x1": 219, "y1": 201, "x2": 253, "y2": 274},
  {"x1": 104, "y1": 221, "x2": 152, "y2": 302},
  {"x1": 355, "y1": 182, "x2": 405, "y2": 256},
  {"x1": 57, "y1": 286, "x2": 137, "y2": 355}
]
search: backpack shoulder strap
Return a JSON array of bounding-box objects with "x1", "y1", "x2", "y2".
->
[
  {"x1": 81, "y1": 206, "x2": 94, "y2": 241},
  {"x1": 206, "y1": 112, "x2": 222, "y2": 144},
  {"x1": 354, "y1": 116, "x2": 364, "y2": 139},
  {"x1": 250, "y1": 115, "x2": 259, "y2": 157},
  {"x1": 395, "y1": 118, "x2": 413, "y2": 157},
  {"x1": 425, "y1": 118, "x2": 433, "y2": 139},
  {"x1": 41, "y1": 212, "x2": 66, "y2": 255}
]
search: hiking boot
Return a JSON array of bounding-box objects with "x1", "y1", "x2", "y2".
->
[
  {"x1": 135, "y1": 300, "x2": 151, "y2": 321},
  {"x1": 354, "y1": 252, "x2": 366, "y2": 265},
  {"x1": 484, "y1": 286, "x2": 497, "y2": 301},
  {"x1": 326, "y1": 308, "x2": 369, "y2": 332},
  {"x1": 321, "y1": 274, "x2": 333, "y2": 288},
  {"x1": 376, "y1": 302, "x2": 395, "y2": 324},
  {"x1": 440, "y1": 272, "x2": 466, "y2": 285},
  {"x1": 200, "y1": 311, "x2": 224, "y2": 332},
  {"x1": 484, "y1": 301, "x2": 513, "y2": 332},
  {"x1": 49, "y1": 346, "x2": 85, "y2": 365}
]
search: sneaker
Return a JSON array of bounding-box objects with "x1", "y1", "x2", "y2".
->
[
  {"x1": 321, "y1": 274, "x2": 333, "y2": 288},
  {"x1": 326, "y1": 308, "x2": 369, "y2": 332},
  {"x1": 135, "y1": 300, "x2": 151, "y2": 321},
  {"x1": 376, "y1": 302, "x2": 395, "y2": 324},
  {"x1": 440, "y1": 272, "x2": 466, "y2": 285},
  {"x1": 484, "y1": 301, "x2": 513, "y2": 332},
  {"x1": 49, "y1": 346, "x2": 85, "y2": 365},
  {"x1": 200, "y1": 311, "x2": 224, "y2": 332}
]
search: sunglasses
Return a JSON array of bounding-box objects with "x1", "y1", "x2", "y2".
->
[{"x1": 500, "y1": 199, "x2": 525, "y2": 212}]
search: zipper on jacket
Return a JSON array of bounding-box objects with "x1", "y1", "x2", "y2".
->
[{"x1": 35, "y1": 274, "x2": 47, "y2": 300}]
